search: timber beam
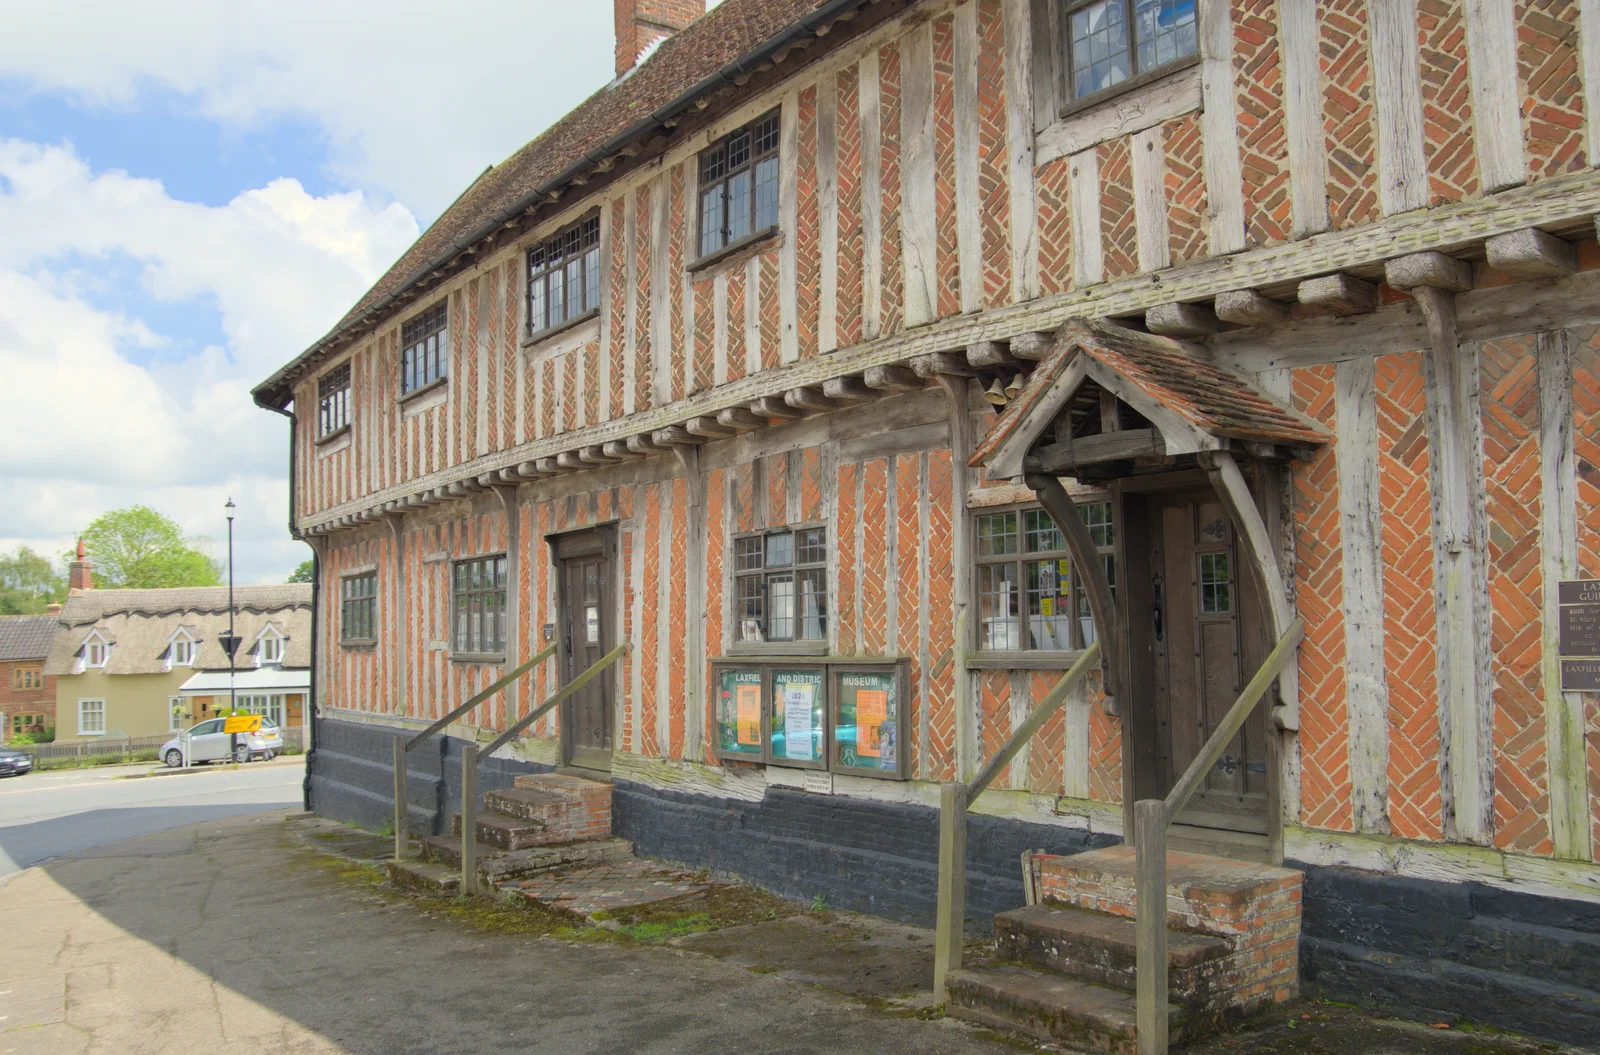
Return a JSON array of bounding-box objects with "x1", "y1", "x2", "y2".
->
[
  {"x1": 1026, "y1": 429, "x2": 1165, "y2": 474},
  {"x1": 1485, "y1": 227, "x2": 1577, "y2": 279},
  {"x1": 715, "y1": 406, "x2": 765, "y2": 431},
  {"x1": 624, "y1": 434, "x2": 667, "y2": 456},
  {"x1": 750, "y1": 396, "x2": 803, "y2": 420},
  {"x1": 1298, "y1": 273, "x2": 1378, "y2": 316},
  {"x1": 1385, "y1": 250, "x2": 1472, "y2": 292},
  {"x1": 910, "y1": 351, "x2": 975, "y2": 378},
  {"x1": 822, "y1": 376, "x2": 875, "y2": 403},
  {"x1": 966, "y1": 340, "x2": 1016, "y2": 369},
  {"x1": 863, "y1": 364, "x2": 923, "y2": 392},
  {"x1": 652, "y1": 426, "x2": 705, "y2": 448},
  {"x1": 601, "y1": 441, "x2": 643, "y2": 460},
  {"x1": 1145, "y1": 302, "x2": 1218, "y2": 337},
  {"x1": 1007, "y1": 331, "x2": 1055, "y2": 360},
  {"x1": 685, "y1": 416, "x2": 736, "y2": 439},
  {"x1": 1214, "y1": 289, "x2": 1291, "y2": 327},
  {"x1": 577, "y1": 446, "x2": 619, "y2": 466},
  {"x1": 784, "y1": 386, "x2": 837, "y2": 413}
]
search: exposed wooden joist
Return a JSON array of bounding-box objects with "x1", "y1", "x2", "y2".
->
[
  {"x1": 822, "y1": 376, "x2": 876, "y2": 404},
  {"x1": 1485, "y1": 228, "x2": 1577, "y2": 279},
  {"x1": 863, "y1": 364, "x2": 923, "y2": 391},
  {"x1": 652, "y1": 426, "x2": 706, "y2": 447},
  {"x1": 1008, "y1": 331, "x2": 1055, "y2": 360},
  {"x1": 600, "y1": 441, "x2": 643, "y2": 461},
  {"x1": 784, "y1": 386, "x2": 837, "y2": 413},
  {"x1": 750, "y1": 396, "x2": 803, "y2": 420},
  {"x1": 684, "y1": 416, "x2": 736, "y2": 439},
  {"x1": 1145, "y1": 302, "x2": 1217, "y2": 337},
  {"x1": 967, "y1": 340, "x2": 1016, "y2": 369},
  {"x1": 1214, "y1": 289, "x2": 1291, "y2": 327},
  {"x1": 1384, "y1": 250, "x2": 1473, "y2": 292},
  {"x1": 715, "y1": 406, "x2": 765, "y2": 431},
  {"x1": 1298, "y1": 274, "x2": 1379, "y2": 316},
  {"x1": 1026, "y1": 428, "x2": 1165, "y2": 473},
  {"x1": 910, "y1": 351, "x2": 975, "y2": 378}
]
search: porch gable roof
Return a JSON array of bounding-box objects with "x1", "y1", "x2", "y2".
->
[{"x1": 969, "y1": 319, "x2": 1328, "y2": 479}]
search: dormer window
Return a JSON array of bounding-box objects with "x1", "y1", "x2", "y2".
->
[
  {"x1": 170, "y1": 635, "x2": 196, "y2": 667},
  {"x1": 257, "y1": 629, "x2": 285, "y2": 666},
  {"x1": 84, "y1": 636, "x2": 109, "y2": 669}
]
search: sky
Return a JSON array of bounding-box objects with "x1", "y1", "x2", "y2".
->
[{"x1": 0, "y1": 0, "x2": 721, "y2": 585}]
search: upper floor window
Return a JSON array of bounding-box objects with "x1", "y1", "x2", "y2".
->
[
  {"x1": 698, "y1": 111, "x2": 781, "y2": 260},
  {"x1": 258, "y1": 629, "x2": 284, "y2": 666},
  {"x1": 341, "y1": 573, "x2": 377, "y2": 644},
  {"x1": 1060, "y1": 0, "x2": 1197, "y2": 107},
  {"x1": 84, "y1": 638, "x2": 109, "y2": 669},
  {"x1": 974, "y1": 502, "x2": 1115, "y2": 653},
  {"x1": 11, "y1": 667, "x2": 42, "y2": 690},
  {"x1": 453, "y1": 556, "x2": 507, "y2": 658},
  {"x1": 528, "y1": 215, "x2": 601, "y2": 335},
  {"x1": 318, "y1": 362, "x2": 351, "y2": 437},
  {"x1": 734, "y1": 526, "x2": 827, "y2": 644},
  {"x1": 401, "y1": 302, "x2": 449, "y2": 395},
  {"x1": 170, "y1": 636, "x2": 195, "y2": 667}
]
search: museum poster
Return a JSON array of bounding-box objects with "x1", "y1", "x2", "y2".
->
[
  {"x1": 715, "y1": 667, "x2": 764, "y2": 760},
  {"x1": 770, "y1": 668, "x2": 826, "y2": 765},
  {"x1": 834, "y1": 668, "x2": 901, "y2": 776}
]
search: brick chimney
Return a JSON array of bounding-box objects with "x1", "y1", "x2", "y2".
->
[
  {"x1": 68, "y1": 539, "x2": 92, "y2": 592},
  {"x1": 615, "y1": 0, "x2": 705, "y2": 78}
]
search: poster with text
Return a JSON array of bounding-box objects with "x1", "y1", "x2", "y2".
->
[
  {"x1": 770, "y1": 668, "x2": 825, "y2": 765},
  {"x1": 834, "y1": 668, "x2": 901, "y2": 776},
  {"x1": 714, "y1": 667, "x2": 764, "y2": 759}
]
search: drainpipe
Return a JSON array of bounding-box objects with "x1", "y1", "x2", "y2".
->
[{"x1": 260, "y1": 401, "x2": 317, "y2": 812}]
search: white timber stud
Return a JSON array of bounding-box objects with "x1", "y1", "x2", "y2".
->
[
  {"x1": 1145, "y1": 301, "x2": 1217, "y2": 337},
  {"x1": 1131, "y1": 126, "x2": 1171, "y2": 273},
  {"x1": 1465, "y1": 0, "x2": 1526, "y2": 192},
  {"x1": 679, "y1": 447, "x2": 707, "y2": 758},
  {"x1": 780, "y1": 90, "x2": 801, "y2": 364},
  {"x1": 1538, "y1": 330, "x2": 1591, "y2": 860},
  {"x1": 1278, "y1": 0, "x2": 1328, "y2": 237},
  {"x1": 656, "y1": 477, "x2": 673, "y2": 757},
  {"x1": 630, "y1": 506, "x2": 646, "y2": 754},
  {"x1": 651, "y1": 172, "x2": 672, "y2": 407},
  {"x1": 1368, "y1": 0, "x2": 1428, "y2": 215},
  {"x1": 1069, "y1": 146, "x2": 1104, "y2": 286},
  {"x1": 1004, "y1": 0, "x2": 1041, "y2": 302},
  {"x1": 900, "y1": 23, "x2": 939, "y2": 327},
  {"x1": 1214, "y1": 289, "x2": 1291, "y2": 327},
  {"x1": 1384, "y1": 250, "x2": 1473, "y2": 293},
  {"x1": 954, "y1": 1, "x2": 984, "y2": 315},
  {"x1": 745, "y1": 255, "x2": 763, "y2": 376},
  {"x1": 818, "y1": 73, "x2": 841, "y2": 352},
  {"x1": 1585, "y1": 0, "x2": 1600, "y2": 167},
  {"x1": 681, "y1": 162, "x2": 698, "y2": 397},
  {"x1": 860, "y1": 48, "x2": 884, "y2": 341},
  {"x1": 1334, "y1": 358, "x2": 1392, "y2": 834},
  {"x1": 939, "y1": 376, "x2": 977, "y2": 781},
  {"x1": 623, "y1": 188, "x2": 640, "y2": 415},
  {"x1": 1298, "y1": 274, "x2": 1379, "y2": 316},
  {"x1": 713, "y1": 271, "x2": 730, "y2": 386},
  {"x1": 1198, "y1": 0, "x2": 1245, "y2": 254},
  {"x1": 1485, "y1": 228, "x2": 1579, "y2": 280}
]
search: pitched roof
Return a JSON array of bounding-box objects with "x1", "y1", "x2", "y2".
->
[
  {"x1": 254, "y1": 0, "x2": 858, "y2": 408},
  {"x1": 970, "y1": 319, "x2": 1328, "y2": 475},
  {"x1": 0, "y1": 615, "x2": 55, "y2": 663},
  {"x1": 44, "y1": 585, "x2": 313, "y2": 677}
]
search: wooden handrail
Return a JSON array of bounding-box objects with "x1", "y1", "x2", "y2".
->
[
  {"x1": 965, "y1": 641, "x2": 1101, "y2": 804},
  {"x1": 1134, "y1": 616, "x2": 1305, "y2": 1055},
  {"x1": 457, "y1": 642, "x2": 628, "y2": 895},
  {"x1": 404, "y1": 642, "x2": 559, "y2": 752}
]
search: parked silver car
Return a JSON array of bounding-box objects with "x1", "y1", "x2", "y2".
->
[{"x1": 162, "y1": 717, "x2": 284, "y2": 767}]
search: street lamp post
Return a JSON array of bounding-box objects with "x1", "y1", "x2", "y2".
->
[{"x1": 225, "y1": 498, "x2": 238, "y2": 761}]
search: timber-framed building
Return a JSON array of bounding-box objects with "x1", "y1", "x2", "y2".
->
[{"x1": 254, "y1": 0, "x2": 1600, "y2": 1043}]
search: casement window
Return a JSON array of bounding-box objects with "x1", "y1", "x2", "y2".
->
[
  {"x1": 698, "y1": 110, "x2": 781, "y2": 260},
  {"x1": 318, "y1": 362, "x2": 351, "y2": 437},
  {"x1": 340, "y1": 573, "x2": 377, "y2": 644},
  {"x1": 169, "y1": 696, "x2": 185, "y2": 731},
  {"x1": 400, "y1": 302, "x2": 449, "y2": 395},
  {"x1": 78, "y1": 698, "x2": 105, "y2": 736},
  {"x1": 11, "y1": 667, "x2": 42, "y2": 690},
  {"x1": 170, "y1": 637, "x2": 195, "y2": 667},
  {"x1": 527, "y1": 215, "x2": 601, "y2": 335},
  {"x1": 239, "y1": 693, "x2": 285, "y2": 727},
  {"x1": 734, "y1": 527, "x2": 827, "y2": 645},
  {"x1": 1056, "y1": 0, "x2": 1198, "y2": 108},
  {"x1": 974, "y1": 502, "x2": 1115, "y2": 653},
  {"x1": 12, "y1": 714, "x2": 41, "y2": 734},
  {"x1": 258, "y1": 630, "x2": 284, "y2": 666},
  {"x1": 84, "y1": 639, "x2": 109, "y2": 669},
  {"x1": 452, "y1": 555, "x2": 508, "y2": 658}
]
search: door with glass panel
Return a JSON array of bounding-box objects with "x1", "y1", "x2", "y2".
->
[{"x1": 555, "y1": 529, "x2": 616, "y2": 772}]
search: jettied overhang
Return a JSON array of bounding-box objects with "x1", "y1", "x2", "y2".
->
[{"x1": 969, "y1": 318, "x2": 1328, "y2": 730}]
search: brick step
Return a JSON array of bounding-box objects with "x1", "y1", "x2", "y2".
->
[
  {"x1": 995, "y1": 903, "x2": 1230, "y2": 998},
  {"x1": 422, "y1": 834, "x2": 634, "y2": 883},
  {"x1": 945, "y1": 964, "x2": 1187, "y2": 1055},
  {"x1": 384, "y1": 858, "x2": 460, "y2": 897},
  {"x1": 453, "y1": 810, "x2": 554, "y2": 851},
  {"x1": 483, "y1": 786, "x2": 575, "y2": 824}
]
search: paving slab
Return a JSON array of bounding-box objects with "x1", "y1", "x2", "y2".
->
[{"x1": 503, "y1": 858, "x2": 724, "y2": 918}]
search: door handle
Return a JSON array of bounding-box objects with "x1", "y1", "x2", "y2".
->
[{"x1": 1151, "y1": 572, "x2": 1164, "y2": 642}]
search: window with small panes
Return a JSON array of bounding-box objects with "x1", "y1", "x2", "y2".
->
[
  {"x1": 973, "y1": 502, "x2": 1115, "y2": 653},
  {"x1": 697, "y1": 111, "x2": 781, "y2": 260},
  {"x1": 733, "y1": 527, "x2": 827, "y2": 644},
  {"x1": 527, "y1": 214, "x2": 602, "y2": 335}
]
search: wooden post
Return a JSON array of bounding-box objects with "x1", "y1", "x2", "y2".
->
[
  {"x1": 933, "y1": 782, "x2": 968, "y2": 998},
  {"x1": 460, "y1": 743, "x2": 478, "y2": 896},
  {"x1": 392, "y1": 735, "x2": 407, "y2": 860},
  {"x1": 1135, "y1": 799, "x2": 1169, "y2": 1055}
]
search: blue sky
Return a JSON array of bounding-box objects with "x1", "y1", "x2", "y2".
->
[{"x1": 0, "y1": 1, "x2": 719, "y2": 584}]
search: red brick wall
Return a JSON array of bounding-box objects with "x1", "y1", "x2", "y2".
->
[{"x1": 0, "y1": 660, "x2": 55, "y2": 739}]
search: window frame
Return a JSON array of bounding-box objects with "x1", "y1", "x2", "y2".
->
[
  {"x1": 970, "y1": 499, "x2": 1117, "y2": 666},
  {"x1": 340, "y1": 572, "x2": 378, "y2": 647},
  {"x1": 317, "y1": 361, "x2": 352, "y2": 439},
  {"x1": 84, "y1": 637, "x2": 109, "y2": 669},
  {"x1": 238, "y1": 693, "x2": 286, "y2": 727},
  {"x1": 170, "y1": 635, "x2": 195, "y2": 668},
  {"x1": 257, "y1": 629, "x2": 284, "y2": 666},
  {"x1": 694, "y1": 109, "x2": 783, "y2": 266},
  {"x1": 11, "y1": 666, "x2": 42, "y2": 691},
  {"x1": 399, "y1": 301, "x2": 449, "y2": 398},
  {"x1": 169, "y1": 696, "x2": 186, "y2": 731},
  {"x1": 526, "y1": 213, "x2": 603, "y2": 339},
  {"x1": 451, "y1": 554, "x2": 508, "y2": 662},
  {"x1": 1053, "y1": 0, "x2": 1202, "y2": 118},
  {"x1": 78, "y1": 698, "x2": 106, "y2": 736},
  {"x1": 730, "y1": 523, "x2": 829, "y2": 656}
]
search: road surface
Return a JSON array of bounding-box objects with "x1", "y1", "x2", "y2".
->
[{"x1": 0, "y1": 757, "x2": 303, "y2": 876}]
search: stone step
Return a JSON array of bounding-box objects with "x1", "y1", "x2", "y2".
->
[
  {"x1": 945, "y1": 965, "x2": 1186, "y2": 1054},
  {"x1": 423, "y1": 834, "x2": 635, "y2": 883},
  {"x1": 1035, "y1": 846, "x2": 1301, "y2": 942},
  {"x1": 995, "y1": 903, "x2": 1230, "y2": 998},
  {"x1": 483, "y1": 786, "x2": 572, "y2": 824},
  {"x1": 452, "y1": 810, "x2": 551, "y2": 851},
  {"x1": 385, "y1": 858, "x2": 460, "y2": 897}
]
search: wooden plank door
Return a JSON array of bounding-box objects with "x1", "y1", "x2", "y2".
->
[
  {"x1": 556, "y1": 530, "x2": 614, "y2": 772},
  {"x1": 1151, "y1": 493, "x2": 1270, "y2": 840}
]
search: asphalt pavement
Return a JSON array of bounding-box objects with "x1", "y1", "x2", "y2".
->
[{"x1": 0, "y1": 756, "x2": 304, "y2": 876}]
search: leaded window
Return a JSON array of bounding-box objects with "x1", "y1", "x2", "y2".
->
[
  {"x1": 527, "y1": 215, "x2": 602, "y2": 335},
  {"x1": 1062, "y1": 0, "x2": 1198, "y2": 105},
  {"x1": 318, "y1": 362, "x2": 350, "y2": 437},
  {"x1": 453, "y1": 555, "x2": 507, "y2": 657},
  {"x1": 974, "y1": 502, "x2": 1116, "y2": 653},
  {"x1": 734, "y1": 527, "x2": 826, "y2": 644},
  {"x1": 400, "y1": 302, "x2": 449, "y2": 394},
  {"x1": 341, "y1": 573, "x2": 377, "y2": 643},
  {"x1": 698, "y1": 111, "x2": 781, "y2": 259}
]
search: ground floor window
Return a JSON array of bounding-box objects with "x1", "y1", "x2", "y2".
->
[
  {"x1": 78, "y1": 698, "x2": 105, "y2": 736},
  {"x1": 169, "y1": 696, "x2": 185, "y2": 731},
  {"x1": 10, "y1": 714, "x2": 42, "y2": 735},
  {"x1": 237, "y1": 694, "x2": 285, "y2": 727},
  {"x1": 734, "y1": 526, "x2": 827, "y2": 644},
  {"x1": 974, "y1": 500, "x2": 1115, "y2": 653}
]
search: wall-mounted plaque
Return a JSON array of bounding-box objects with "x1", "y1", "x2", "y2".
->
[{"x1": 1559, "y1": 579, "x2": 1600, "y2": 692}]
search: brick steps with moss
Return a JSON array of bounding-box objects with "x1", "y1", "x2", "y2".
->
[{"x1": 945, "y1": 847, "x2": 1304, "y2": 1052}]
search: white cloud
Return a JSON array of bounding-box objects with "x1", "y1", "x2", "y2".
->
[
  {"x1": 0, "y1": 140, "x2": 417, "y2": 583},
  {"x1": 0, "y1": 1, "x2": 623, "y2": 218}
]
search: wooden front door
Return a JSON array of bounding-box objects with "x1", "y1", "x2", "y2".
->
[
  {"x1": 555, "y1": 529, "x2": 615, "y2": 772},
  {"x1": 1150, "y1": 491, "x2": 1271, "y2": 851}
]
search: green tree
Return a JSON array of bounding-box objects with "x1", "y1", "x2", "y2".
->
[
  {"x1": 0, "y1": 546, "x2": 65, "y2": 614},
  {"x1": 78, "y1": 507, "x2": 222, "y2": 589},
  {"x1": 287, "y1": 559, "x2": 315, "y2": 584}
]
